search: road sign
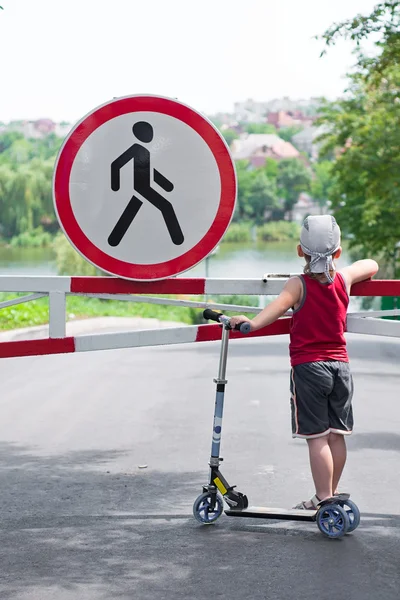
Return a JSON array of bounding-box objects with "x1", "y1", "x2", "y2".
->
[{"x1": 53, "y1": 95, "x2": 237, "y2": 280}]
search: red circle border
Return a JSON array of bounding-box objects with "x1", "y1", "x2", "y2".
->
[{"x1": 53, "y1": 96, "x2": 236, "y2": 280}]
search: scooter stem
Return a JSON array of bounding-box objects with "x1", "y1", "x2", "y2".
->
[
  {"x1": 215, "y1": 324, "x2": 230, "y2": 385},
  {"x1": 210, "y1": 325, "x2": 230, "y2": 462}
]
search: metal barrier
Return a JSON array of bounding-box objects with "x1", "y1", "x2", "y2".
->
[{"x1": 0, "y1": 275, "x2": 400, "y2": 359}]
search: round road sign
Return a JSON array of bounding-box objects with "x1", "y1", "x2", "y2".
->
[{"x1": 53, "y1": 95, "x2": 236, "y2": 280}]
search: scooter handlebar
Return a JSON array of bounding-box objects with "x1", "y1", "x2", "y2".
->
[
  {"x1": 203, "y1": 309, "x2": 224, "y2": 322},
  {"x1": 202, "y1": 309, "x2": 251, "y2": 334}
]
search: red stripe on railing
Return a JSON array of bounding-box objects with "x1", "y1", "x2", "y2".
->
[
  {"x1": 351, "y1": 280, "x2": 400, "y2": 296},
  {"x1": 0, "y1": 337, "x2": 76, "y2": 359},
  {"x1": 69, "y1": 277, "x2": 400, "y2": 297},
  {"x1": 70, "y1": 277, "x2": 206, "y2": 295},
  {"x1": 195, "y1": 318, "x2": 291, "y2": 342}
]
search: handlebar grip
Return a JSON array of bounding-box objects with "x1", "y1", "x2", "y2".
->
[
  {"x1": 237, "y1": 322, "x2": 251, "y2": 334},
  {"x1": 203, "y1": 309, "x2": 223, "y2": 322},
  {"x1": 203, "y1": 309, "x2": 251, "y2": 334}
]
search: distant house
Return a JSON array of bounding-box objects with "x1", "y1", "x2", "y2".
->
[
  {"x1": 267, "y1": 110, "x2": 313, "y2": 129},
  {"x1": 292, "y1": 125, "x2": 328, "y2": 161},
  {"x1": 3, "y1": 119, "x2": 72, "y2": 140},
  {"x1": 233, "y1": 97, "x2": 322, "y2": 124},
  {"x1": 233, "y1": 98, "x2": 270, "y2": 123},
  {"x1": 231, "y1": 133, "x2": 300, "y2": 166},
  {"x1": 5, "y1": 119, "x2": 55, "y2": 139}
]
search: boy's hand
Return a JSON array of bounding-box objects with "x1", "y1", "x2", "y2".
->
[{"x1": 229, "y1": 315, "x2": 254, "y2": 330}]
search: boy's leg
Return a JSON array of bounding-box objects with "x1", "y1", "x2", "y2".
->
[
  {"x1": 328, "y1": 432, "x2": 347, "y2": 494},
  {"x1": 290, "y1": 363, "x2": 333, "y2": 508},
  {"x1": 307, "y1": 436, "x2": 333, "y2": 501},
  {"x1": 328, "y1": 362, "x2": 353, "y2": 493}
]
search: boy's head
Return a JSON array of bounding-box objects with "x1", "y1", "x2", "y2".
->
[{"x1": 297, "y1": 215, "x2": 341, "y2": 282}]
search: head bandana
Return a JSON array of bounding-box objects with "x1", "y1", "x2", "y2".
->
[{"x1": 300, "y1": 216, "x2": 341, "y2": 283}]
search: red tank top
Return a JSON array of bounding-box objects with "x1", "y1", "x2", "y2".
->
[{"x1": 289, "y1": 273, "x2": 349, "y2": 367}]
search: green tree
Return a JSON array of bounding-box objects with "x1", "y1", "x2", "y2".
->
[
  {"x1": 0, "y1": 131, "x2": 24, "y2": 154},
  {"x1": 0, "y1": 131, "x2": 63, "y2": 239},
  {"x1": 320, "y1": 0, "x2": 400, "y2": 79},
  {"x1": 318, "y1": 66, "x2": 400, "y2": 262},
  {"x1": 263, "y1": 158, "x2": 279, "y2": 180},
  {"x1": 317, "y1": 1, "x2": 400, "y2": 267},
  {"x1": 0, "y1": 164, "x2": 14, "y2": 236},
  {"x1": 247, "y1": 171, "x2": 279, "y2": 224},
  {"x1": 235, "y1": 161, "x2": 280, "y2": 223},
  {"x1": 235, "y1": 161, "x2": 254, "y2": 221},
  {"x1": 277, "y1": 159, "x2": 311, "y2": 220}
]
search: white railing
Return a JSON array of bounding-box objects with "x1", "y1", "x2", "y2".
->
[{"x1": 0, "y1": 275, "x2": 399, "y2": 358}]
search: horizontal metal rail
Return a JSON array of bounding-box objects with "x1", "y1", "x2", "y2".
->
[
  {"x1": 80, "y1": 293, "x2": 263, "y2": 314},
  {"x1": 0, "y1": 293, "x2": 47, "y2": 309}
]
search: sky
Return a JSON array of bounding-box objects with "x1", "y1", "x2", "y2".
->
[{"x1": 0, "y1": 0, "x2": 379, "y2": 123}]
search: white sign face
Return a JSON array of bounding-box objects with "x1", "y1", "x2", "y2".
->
[
  {"x1": 53, "y1": 95, "x2": 236, "y2": 280},
  {"x1": 70, "y1": 112, "x2": 220, "y2": 264}
]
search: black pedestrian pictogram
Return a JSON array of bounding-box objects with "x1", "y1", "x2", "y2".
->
[{"x1": 108, "y1": 121, "x2": 184, "y2": 247}]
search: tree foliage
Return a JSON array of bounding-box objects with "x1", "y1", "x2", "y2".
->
[
  {"x1": 317, "y1": 1, "x2": 400, "y2": 266},
  {"x1": 234, "y1": 160, "x2": 282, "y2": 224},
  {"x1": 320, "y1": 0, "x2": 400, "y2": 72},
  {"x1": 277, "y1": 159, "x2": 311, "y2": 218},
  {"x1": 278, "y1": 126, "x2": 302, "y2": 143},
  {"x1": 0, "y1": 133, "x2": 62, "y2": 239},
  {"x1": 310, "y1": 161, "x2": 335, "y2": 209}
]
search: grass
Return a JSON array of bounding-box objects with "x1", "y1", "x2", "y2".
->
[
  {"x1": 0, "y1": 294, "x2": 194, "y2": 331},
  {"x1": 0, "y1": 293, "x2": 259, "y2": 331}
]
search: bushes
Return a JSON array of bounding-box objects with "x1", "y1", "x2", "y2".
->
[
  {"x1": 257, "y1": 221, "x2": 300, "y2": 242},
  {"x1": 52, "y1": 233, "x2": 102, "y2": 276},
  {"x1": 223, "y1": 223, "x2": 253, "y2": 243},
  {"x1": 223, "y1": 221, "x2": 300, "y2": 244},
  {"x1": 10, "y1": 227, "x2": 53, "y2": 248}
]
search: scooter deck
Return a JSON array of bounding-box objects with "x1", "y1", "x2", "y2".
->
[
  {"x1": 225, "y1": 506, "x2": 316, "y2": 522},
  {"x1": 225, "y1": 495, "x2": 350, "y2": 522}
]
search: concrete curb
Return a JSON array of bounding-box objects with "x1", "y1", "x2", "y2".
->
[{"x1": 0, "y1": 317, "x2": 188, "y2": 342}]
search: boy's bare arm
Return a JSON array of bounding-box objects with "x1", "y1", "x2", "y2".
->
[
  {"x1": 230, "y1": 277, "x2": 302, "y2": 332},
  {"x1": 340, "y1": 259, "x2": 379, "y2": 292}
]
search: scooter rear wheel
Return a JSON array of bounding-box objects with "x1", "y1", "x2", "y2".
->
[
  {"x1": 193, "y1": 492, "x2": 223, "y2": 524},
  {"x1": 340, "y1": 499, "x2": 361, "y2": 532}
]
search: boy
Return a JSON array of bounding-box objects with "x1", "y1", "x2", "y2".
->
[{"x1": 230, "y1": 215, "x2": 378, "y2": 509}]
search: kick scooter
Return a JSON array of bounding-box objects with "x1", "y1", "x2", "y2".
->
[{"x1": 193, "y1": 309, "x2": 361, "y2": 539}]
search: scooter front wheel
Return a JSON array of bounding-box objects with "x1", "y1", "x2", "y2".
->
[
  {"x1": 193, "y1": 492, "x2": 224, "y2": 524},
  {"x1": 316, "y1": 503, "x2": 350, "y2": 539}
]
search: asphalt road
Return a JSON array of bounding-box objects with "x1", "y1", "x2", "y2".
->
[{"x1": 0, "y1": 333, "x2": 399, "y2": 599}]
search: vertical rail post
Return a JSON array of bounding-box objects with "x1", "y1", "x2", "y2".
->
[{"x1": 49, "y1": 291, "x2": 66, "y2": 338}]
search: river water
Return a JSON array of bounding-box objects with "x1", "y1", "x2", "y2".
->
[
  {"x1": 0, "y1": 242, "x2": 351, "y2": 279},
  {"x1": 0, "y1": 243, "x2": 367, "y2": 315}
]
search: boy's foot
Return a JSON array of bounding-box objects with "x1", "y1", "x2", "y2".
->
[
  {"x1": 292, "y1": 494, "x2": 321, "y2": 510},
  {"x1": 293, "y1": 493, "x2": 351, "y2": 510}
]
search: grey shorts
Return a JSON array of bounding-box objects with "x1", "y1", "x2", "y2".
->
[{"x1": 290, "y1": 361, "x2": 354, "y2": 439}]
